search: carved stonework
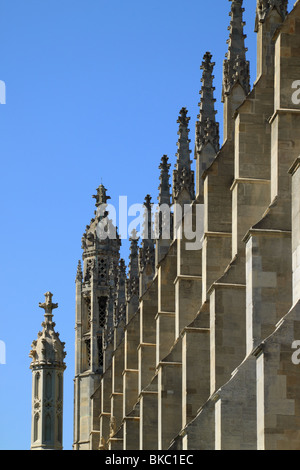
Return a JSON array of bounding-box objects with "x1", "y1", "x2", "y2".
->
[
  {"x1": 30, "y1": 292, "x2": 66, "y2": 450},
  {"x1": 29, "y1": 293, "x2": 66, "y2": 370},
  {"x1": 93, "y1": 184, "x2": 111, "y2": 208},
  {"x1": 255, "y1": 0, "x2": 288, "y2": 31},
  {"x1": 76, "y1": 260, "x2": 83, "y2": 283},
  {"x1": 173, "y1": 108, "x2": 195, "y2": 202},
  {"x1": 195, "y1": 52, "x2": 219, "y2": 156},
  {"x1": 222, "y1": 0, "x2": 250, "y2": 101}
]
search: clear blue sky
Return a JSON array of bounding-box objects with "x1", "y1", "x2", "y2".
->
[{"x1": 0, "y1": 0, "x2": 278, "y2": 450}]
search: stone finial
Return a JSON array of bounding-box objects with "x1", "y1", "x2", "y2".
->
[
  {"x1": 196, "y1": 52, "x2": 220, "y2": 155},
  {"x1": 255, "y1": 0, "x2": 288, "y2": 31},
  {"x1": 29, "y1": 293, "x2": 66, "y2": 370},
  {"x1": 39, "y1": 292, "x2": 58, "y2": 321},
  {"x1": 173, "y1": 108, "x2": 195, "y2": 201},
  {"x1": 222, "y1": 0, "x2": 250, "y2": 102},
  {"x1": 93, "y1": 183, "x2": 111, "y2": 208}
]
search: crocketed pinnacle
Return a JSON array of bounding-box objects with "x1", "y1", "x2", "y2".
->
[
  {"x1": 195, "y1": 52, "x2": 220, "y2": 155},
  {"x1": 113, "y1": 259, "x2": 127, "y2": 327},
  {"x1": 116, "y1": 259, "x2": 126, "y2": 307},
  {"x1": 129, "y1": 229, "x2": 139, "y2": 280},
  {"x1": 142, "y1": 195, "x2": 153, "y2": 242},
  {"x1": 158, "y1": 155, "x2": 171, "y2": 206},
  {"x1": 139, "y1": 196, "x2": 155, "y2": 272},
  {"x1": 255, "y1": 0, "x2": 288, "y2": 31},
  {"x1": 157, "y1": 155, "x2": 173, "y2": 239},
  {"x1": 126, "y1": 230, "x2": 139, "y2": 299},
  {"x1": 75, "y1": 260, "x2": 83, "y2": 283},
  {"x1": 222, "y1": 0, "x2": 250, "y2": 102},
  {"x1": 173, "y1": 108, "x2": 195, "y2": 201},
  {"x1": 106, "y1": 260, "x2": 117, "y2": 331}
]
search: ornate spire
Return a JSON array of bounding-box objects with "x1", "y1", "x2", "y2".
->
[
  {"x1": 126, "y1": 230, "x2": 139, "y2": 300},
  {"x1": 81, "y1": 183, "x2": 120, "y2": 253},
  {"x1": 29, "y1": 292, "x2": 66, "y2": 369},
  {"x1": 157, "y1": 155, "x2": 173, "y2": 239},
  {"x1": 114, "y1": 259, "x2": 127, "y2": 327},
  {"x1": 255, "y1": 0, "x2": 288, "y2": 31},
  {"x1": 139, "y1": 196, "x2": 155, "y2": 273},
  {"x1": 222, "y1": 0, "x2": 250, "y2": 102},
  {"x1": 173, "y1": 108, "x2": 195, "y2": 202},
  {"x1": 105, "y1": 260, "x2": 117, "y2": 334},
  {"x1": 142, "y1": 195, "x2": 154, "y2": 242},
  {"x1": 158, "y1": 155, "x2": 172, "y2": 206},
  {"x1": 129, "y1": 229, "x2": 139, "y2": 280},
  {"x1": 116, "y1": 259, "x2": 126, "y2": 306},
  {"x1": 195, "y1": 52, "x2": 220, "y2": 155},
  {"x1": 76, "y1": 260, "x2": 83, "y2": 283}
]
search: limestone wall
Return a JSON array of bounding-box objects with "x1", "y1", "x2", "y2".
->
[{"x1": 94, "y1": 2, "x2": 300, "y2": 451}]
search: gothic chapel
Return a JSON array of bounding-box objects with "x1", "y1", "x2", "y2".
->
[{"x1": 30, "y1": 0, "x2": 300, "y2": 450}]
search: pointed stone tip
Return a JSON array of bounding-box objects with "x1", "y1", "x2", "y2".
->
[
  {"x1": 76, "y1": 260, "x2": 83, "y2": 282},
  {"x1": 202, "y1": 51, "x2": 212, "y2": 61},
  {"x1": 179, "y1": 107, "x2": 188, "y2": 116},
  {"x1": 130, "y1": 228, "x2": 139, "y2": 241},
  {"x1": 222, "y1": 0, "x2": 250, "y2": 99},
  {"x1": 144, "y1": 194, "x2": 152, "y2": 208},
  {"x1": 39, "y1": 292, "x2": 58, "y2": 317},
  {"x1": 177, "y1": 107, "x2": 190, "y2": 126},
  {"x1": 93, "y1": 183, "x2": 111, "y2": 207},
  {"x1": 159, "y1": 155, "x2": 171, "y2": 170}
]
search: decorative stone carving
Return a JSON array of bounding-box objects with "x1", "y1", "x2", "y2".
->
[
  {"x1": 222, "y1": 0, "x2": 250, "y2": 101},
  {"x1": 173, "y1": 108, "x2": 195, "y2": 202},
  {"x1": 30, "y1": 293, "x2": 66, "y2": 450},
  {"x1": 255, "y1": 0, "x2": 288, "y2": 31},
  {"x1": 29, "y1": 292, "x2": 66, "y2": 370},
  {"x1": 195, "y1": 52, "x2": 220, "y2": 156}
]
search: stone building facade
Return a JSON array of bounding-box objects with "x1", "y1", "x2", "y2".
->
[{"x1": 72, "y1": 0, "x2": 300, "y2": 450}]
